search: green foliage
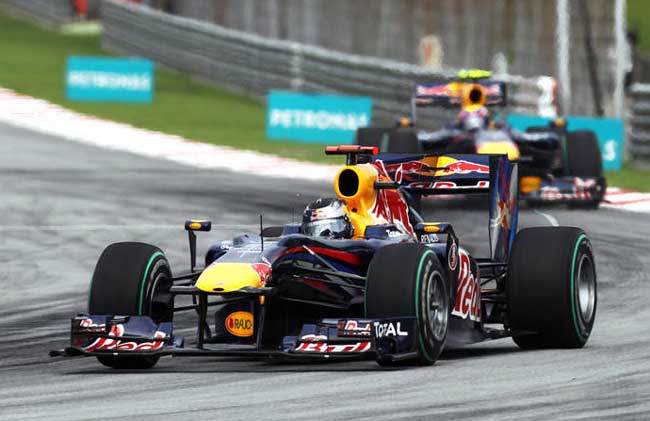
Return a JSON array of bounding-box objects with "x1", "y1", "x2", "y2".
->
[{"x1": 627, "y1": 0, "x2": 650, "y2": 53}]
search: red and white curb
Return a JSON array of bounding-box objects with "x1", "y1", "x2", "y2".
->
[
  {"x1": 0, "y1": 87, "x2": 338, "y2": 181},
  {"x1": 0, "y1": 87, "x2": 648, "y2": 213},
  {"x1": 603, "y1": 187, "x2": 650, "y2": 213}
]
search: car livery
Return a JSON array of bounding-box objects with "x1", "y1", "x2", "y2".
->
[
  {"x1": 51, "y1": 146, "x2": 598, "y2": 368},
  {"x1": 356, "y1": 70, "x2": 606, "y2": 209}
]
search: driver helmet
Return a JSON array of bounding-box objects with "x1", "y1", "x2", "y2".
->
[
  {"x1": 457, "y1": 107, "x2": 489, "y2": 132},
  {"x1": 302, "y1": 198, "x2": 353, "y2": 238}
]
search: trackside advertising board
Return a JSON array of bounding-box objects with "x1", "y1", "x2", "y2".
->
[
  {"x1": 66, "y1": 56, "x2": 154, "y2": 103},
  {"x1": 507, "y1": 114, "x2": 624, "y2": 170},
  {"x1": 266, "y1": 91, "x2": 373, "y2": 143}
]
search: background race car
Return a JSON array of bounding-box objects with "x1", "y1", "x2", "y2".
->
[
  {"x1": 356, "y1": 70, "x2": 606, "y2": 208},
  {"x1": 52, "y1": 146, "x2": 598, "y2": 368}
]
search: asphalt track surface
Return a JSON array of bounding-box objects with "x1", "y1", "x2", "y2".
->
[{"x1": 1, "y1": 123, "x2": 649, "y2": 420}]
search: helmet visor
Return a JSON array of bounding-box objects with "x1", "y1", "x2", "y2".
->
[{"x1": 303, "y1": 217, "x2": 350, "y2": 238}]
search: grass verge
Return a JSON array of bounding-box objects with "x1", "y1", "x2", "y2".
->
[
  {"x1": 605, "y1": 164, "x2": 650, "y2": 192},
  {"x1": 628, "y1": 0, "x2": 650, "y2": 54},
  {"x1": 0, "y1": 11, "x2": 333, "y2": 163}
]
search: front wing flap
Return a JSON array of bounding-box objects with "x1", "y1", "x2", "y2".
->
[
  {"x1": 66, "y1": 315, "x2": 177, "y2": 354},
  {"x1": 286, "y1": 318, "x2": 418, "y2": 359},
  {"x1": 52, "y1": 315, "x2": 419, "y2": 362},
  {"x1": 522, "y1": 176, "x2": 605, "y2": 203}
]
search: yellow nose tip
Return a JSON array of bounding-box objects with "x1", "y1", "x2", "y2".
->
[
  {"x1": 476, "y1": 142, "x2": 520, "y2": 161},
  {"x1": 196, "y1": 263, "x2": 263, "y2": 293}
]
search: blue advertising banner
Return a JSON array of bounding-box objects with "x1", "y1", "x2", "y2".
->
[
  {"x1": 66, "y1": 56, "x2": 154, "y2": 103},
  {"x1": 266, "y1": 91, "x2": 373, "y2": 144},
  {"x1": 507, "y1": 114, "x2": 624, "y2": 170}
]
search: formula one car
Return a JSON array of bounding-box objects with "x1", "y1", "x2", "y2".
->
[
  {"x1": 357, "y1": 70, "x2": 606, "y2": 208},
  {"x1": 51, "y1": 146, "x2": 597, "y2": 368}
]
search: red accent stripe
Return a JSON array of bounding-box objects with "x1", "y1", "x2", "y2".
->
[
  {"x1": 605, "y1": 188, "x2": 636, "y2": 196},
  {"x1": 606, "y1": 196, "x2": 650, "y2": 206},
  {"x1": 304, "y1": 279, "x2": 330, "y2": 293},
  {"x1": 278, "y1": 246, "x2": 363, "y2": 266}
]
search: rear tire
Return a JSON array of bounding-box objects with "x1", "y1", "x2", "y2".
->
[
  {"x1": 507, "y1": 227, "x2": 597, "y2": 349},
  {"x1": 356, "y1": 127, "x2": 390, "y2": 152},
  {"x1": 387, "y1": 128, "x2": 421, "y2": 153},
  {"x1": 366, "y1": 244, "x2": 449, "y2": 366},
  {"x1": 525, "y1": 126, "x2": 554, "y2": 134},
  {"x1": 566, "y1": 130, "x2": 605, "y2": 209},
  {"x1": 89, "y1": 242, "x2": 173, "y2": 369}
]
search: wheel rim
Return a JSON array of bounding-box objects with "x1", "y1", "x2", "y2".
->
[
  {"x1": 576, "y1": 253, "x2": 596, "y2": 323},
  {"x1": 147, "y1": 263, "x2": 173, "y2": 323},
  {"x1": 426, "y1": 271, "x2": 448, "y2": 342}
]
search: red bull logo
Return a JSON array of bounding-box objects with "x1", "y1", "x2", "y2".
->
[
  {"x1": 416, "y1": 84, "x2": 450, "y2": 97},
  {"x1": 385, "y1": 157, "x2": 489, "y2": 179},
  {"x1": 439, "y1": 159, "x2": 489, "y2": 175},
  {"x1": 251, "y1": 263, "x2": 272, "y2": 285},
  {"x1": 369, "y1": 161, "x2": 415, "y2": 237},
  {"x1": 384, "y1": 160, "x2": 429, "y2": 176}
]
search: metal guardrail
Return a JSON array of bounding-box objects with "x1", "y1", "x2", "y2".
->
[
  {"x1": 629, "y1": 84, "x2": 650, "y2": 166},
  {"x1": 0, "y1": 0, "x2": 74, "y2": 27},
  {"x1": 101, "y1": 0, "x2": 555, "y2": 127}
]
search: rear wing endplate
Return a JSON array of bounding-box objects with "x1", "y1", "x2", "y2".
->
[
  {"x1": 413, "y1": 81, "x2": 507, "y2": 108},
  {"x1": 376, "y1": 153, "x2": 518, "y2": 261}
]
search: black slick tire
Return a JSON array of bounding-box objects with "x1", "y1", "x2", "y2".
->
[
  {"x1": 525, "y1": 126, "x2": 554, "y2": 134},
  {"x1": 387, "y1": 128, "x2": 421, "y2": 153},
  {"x1": 88, "y1": 242, "x2": 173, "y2": 369},
  {"x1": 365, "y1": 244, "x2": 449, "y2": 366},
  {"x1": 566, "y1": 130, "x2": 605, "y2": 209},
  {"x1": 507, "y1": 227, "x2": 597, "y2": 349},
  {"x1": 356, "y1": 127, "x2": 390, "y2": 151}
]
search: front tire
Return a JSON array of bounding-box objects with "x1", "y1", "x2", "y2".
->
[
  {"x1": 89, "y1": 242, "x2": 173, "y2": 369},
  {"x1": 366, "y1": 244, "x2": 449, "y2": 366},
  {"x1": 507, "y1": 227, "x2": 597, "y2": 349}
]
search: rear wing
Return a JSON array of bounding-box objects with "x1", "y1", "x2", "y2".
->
[
  {"x1": 376, "y1": 153, "x2": 493, "y2": 195},
  {"x1": 413, "y1": 81, "x2": 507, "y2": 109},
  {"x1": 376, "y1": 153, "x2": 518, "y2": 261}
]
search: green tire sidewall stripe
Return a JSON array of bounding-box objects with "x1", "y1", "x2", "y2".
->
[
  {"x1": 570, "y1": 234, "x2": 588, "y2": 341},
  {"x1": 138, "y1": 251, "x2": 165, "y2": 315},
  {"x1": 415, "y1": 249, "x2": 435, "y2": 363}
]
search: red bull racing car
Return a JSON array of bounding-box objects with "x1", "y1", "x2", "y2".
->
[
  {"x1": 51, "y1": 146, "x2": 597, "y2": 368},
  {"x1": 357, "y1": 71, "x2": 606, "y2": 208}
]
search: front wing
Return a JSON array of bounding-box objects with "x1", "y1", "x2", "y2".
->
[
  {"x1": 51, "y1": 315, "x2": 420, "y2": 363},
  {"x1": 521, "y1": 176, "x2": 606, "y2": 204}
]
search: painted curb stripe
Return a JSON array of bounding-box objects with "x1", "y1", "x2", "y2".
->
[{"x1": 0, "y1": 87, "x2": 339, "y2": 182}]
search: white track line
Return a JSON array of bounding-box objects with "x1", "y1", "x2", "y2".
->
[
  {"x1": 533, "y1": 210, "x2": 560, "y2": 227},
  {"x1": 0, "y1": 86, "x2": 649, "y2": 213}
]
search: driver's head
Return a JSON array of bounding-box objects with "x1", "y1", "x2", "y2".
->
[
  {"x1": 302, "y1": 198, "x2": 353, "y2": 239},
  {"x1": 457, "y1": 107, "x2": 489, "y2": 132}
]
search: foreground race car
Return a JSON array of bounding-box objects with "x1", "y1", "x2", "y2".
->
[
  {"x1": 357, "y1": 71, "x2": 606, "y2": 208},
  {"x1": 51, "y1": 146, "x2": 597, "y2": 368}
]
